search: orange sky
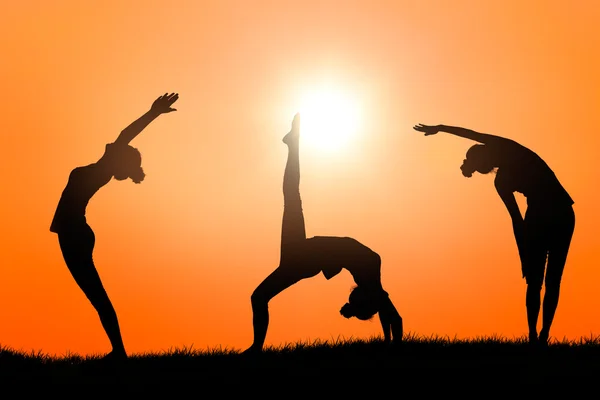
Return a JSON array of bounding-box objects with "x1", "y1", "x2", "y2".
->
[{"x1": 1, "y1": 1, "x2": 599, "y2": 356}]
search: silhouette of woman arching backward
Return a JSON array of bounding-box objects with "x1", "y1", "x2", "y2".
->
[
  {"x1": 50, "y1": 93, "x2": 179, "y2": 360},
  {"x1": 413, "y1": 123, "x2": 575, "y2": 347},
  {"x1": 244, "y1": 113, "x2": 403, "y2": 354}
]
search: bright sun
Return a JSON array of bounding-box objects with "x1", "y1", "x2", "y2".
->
[{"x1": 297, "y1": 86, "x2": 361, "y2": 152}]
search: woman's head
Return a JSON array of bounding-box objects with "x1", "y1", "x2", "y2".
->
[
  {"x1": 340, "y1": 286, "x2": 388, "y2": 321},
  {"x1": 109, "y1": 145, "x2": 146, "y2": 183},
  {"x1": 460, "y1": 144, "x2": 496, "y2": 178}
]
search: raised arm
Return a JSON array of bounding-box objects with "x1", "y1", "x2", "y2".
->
[
  {"x1": 413, "y1": 124, "x2": 505, "y2": 145},
  {"x1": 114, "y1": 93, "x2": 179, "y2": 146}
]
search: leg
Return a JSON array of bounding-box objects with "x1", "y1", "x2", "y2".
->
[
  {"x1": 539, "y1": 208, "x2": 575, "y2": 344},
  {"x1": 247, "y1": 267, "x2": 304, "y2": 352},
  {"x1": 245, "y1": 114, "x2": 308, "y2": 353},
  {"x1": 522, "y1": 213, "x2": 548, "y2": 344},
  {"x1": 58, "y1": 228, "x2": 127, "y2": 357},
  {"x1": 280, "y1": 113, "x2": 306, "y2": 261},
  {"x1": 525, "y1": 282, "x2": 543, "y2": 343}
]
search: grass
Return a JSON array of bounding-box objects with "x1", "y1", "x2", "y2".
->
[{"x1": 3, "y1": 332, "x2": 600, "y2": 394}]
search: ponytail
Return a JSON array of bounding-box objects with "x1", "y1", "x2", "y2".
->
[
  {"x1": 130, "y1": 165, "x2": 146, "y2": 184},
  {"x1": 340, "y1": 303, "x2": 354, "y2": 319}
]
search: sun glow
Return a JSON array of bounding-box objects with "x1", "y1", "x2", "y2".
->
[{"x1": 297, "y1": 86, "x2": 362, "y2": 152}]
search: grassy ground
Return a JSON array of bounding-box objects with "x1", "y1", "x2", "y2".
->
[{"x1": 2, "y1": 333, "x2": 600, "y2": 394}]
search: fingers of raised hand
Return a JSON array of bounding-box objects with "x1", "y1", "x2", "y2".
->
[{"x1": 168, "y1": 93, "x2": 179, "y2": 105}]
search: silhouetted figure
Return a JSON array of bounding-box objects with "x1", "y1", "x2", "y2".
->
[
  {"x1": 50, "y1": 93, "x2": 179, "y2": 360},
  {"x1": 413, "y1": 123, "x2": 575, "y2": 346},
  {"x1": 245, "y1": 114, "x2": 403, "y2": 353}
]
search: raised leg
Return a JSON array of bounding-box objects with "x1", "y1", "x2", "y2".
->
[
  {"x1": 245, "y1": 114, "x2": 309, "y2": 354},
  {"x1": 280, "y1": 113, "x2": 306, "y2": 262}
]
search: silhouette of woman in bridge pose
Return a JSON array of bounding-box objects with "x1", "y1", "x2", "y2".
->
[
  {"x1": 413, "y1": 123, "x2": 575, "y2": 346},
  {"x1": 50, "y1": 93, "x2": 179, "y2": 360},
  {"x1": 245, "y1": 114, "x2": 403, "y2": 353}
]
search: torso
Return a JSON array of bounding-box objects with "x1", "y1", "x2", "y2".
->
[
  {"x1": 301, "y1": 236, "x2": 382, "y2": 286},
  {"x1": 493, "y1": 139, "x2": 574, "y2": 209},
  {"x1": 50, "y1": 146, "x2": 115, "y2": 233}
]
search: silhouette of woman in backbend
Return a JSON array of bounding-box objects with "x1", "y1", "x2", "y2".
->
[
  {"x1": 413, "y1": 123, "x2": 575, "y2": 346},
  {"x1": 50, "y1": 93, "x2": 179, "y2": 359},
  {"x1": 245, "y1": 113, "x2": 403, "y2": 353}
]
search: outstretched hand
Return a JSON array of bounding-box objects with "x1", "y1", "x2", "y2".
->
[
  {"x1": 413, "y1": 123, "x2": 440, "y2": 136},
  {"x1": 151, "y1": 93, "x2": 179, "y2": 115}
]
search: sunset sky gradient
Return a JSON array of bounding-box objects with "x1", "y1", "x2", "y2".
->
[{"x1": 1, "y1": 1, "x2": 599, "y2": 356}]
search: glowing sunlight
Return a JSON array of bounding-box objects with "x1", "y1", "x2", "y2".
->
[{"x1": 298, "y1": 86, "x2": 362, "y2": 152}]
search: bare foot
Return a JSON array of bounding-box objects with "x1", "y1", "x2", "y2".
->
[
  {"x1": 241, "y1": 345, "x2": 263, "y2": 356},
  {"x1": 100, "y1": 350, "x2": 128, "y2": 363},
  {"x1": 282, "y1": 113, "x2": 300, "y2": 145},
  {"x1": 528, "y1": 332, "x2": 539, "y2": 346}
]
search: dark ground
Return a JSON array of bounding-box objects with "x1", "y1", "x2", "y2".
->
[{"x1": 3, "y1": 336, "x2": 599, "y2": 395}]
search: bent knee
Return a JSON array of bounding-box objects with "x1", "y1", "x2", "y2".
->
[
  {"x1": 251, "y1": 289, "x2": 270, "y2": 307},
  {"x1": 85, "y1": 289, "x2": 113, "y2": 309}
]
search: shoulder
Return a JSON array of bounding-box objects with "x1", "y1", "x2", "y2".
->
[
  {"x1": 69, "y1": 165, "x2": 89, "y2": 179},
  {"x1": 488, "y1": 137, "x2": 524, "y2": 155},
  {"x1": 104, "y1": 142, "x2": 122, "y2": 155},
  {"x1": 105, "y1": 141, "x2": 131, "y2": 156}
]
